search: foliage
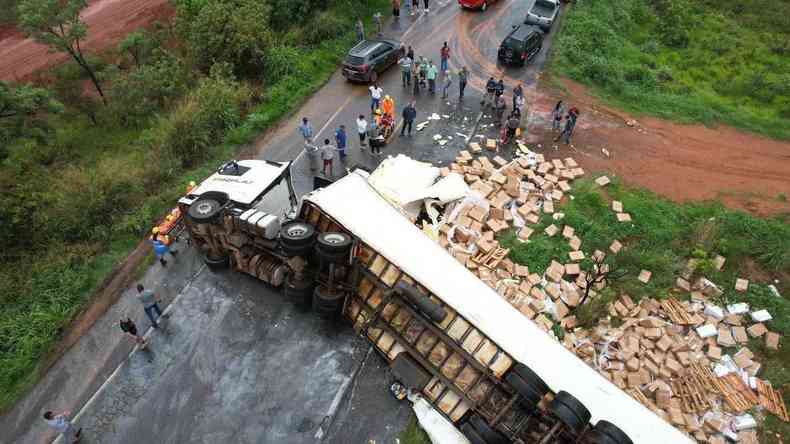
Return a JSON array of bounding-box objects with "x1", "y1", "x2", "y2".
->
[
  {"x1": 118, "y1": 30, "x2": 160, "y2": 67},
  {"x1": 0, "y1": 81, "x2": 63, "y2": 157},
  {"x1": 551, "y1": 0, "x2": 790, "y2": 139},
  {"x1": 17, "y1": 0, "x2": 106, "y2": 101},
  {"x1": 173, "y1": 0, "x2": 273, "y2": 77}
]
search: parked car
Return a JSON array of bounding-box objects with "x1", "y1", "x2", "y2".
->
[
  {"x1": 458, "y1": 0, "x2": 499, "y2": 11},
  {"x1": 342, "y1": 39, "x2": 401, "y2": 83},
  {"x1": 498, "y1": 25, "x2": 543, "y2": 66},
  {"x1": 525, "y1": 0, "x2": 560, "y2": 31}
]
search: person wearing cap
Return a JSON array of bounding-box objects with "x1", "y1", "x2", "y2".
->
[{"x1": 150, "y1": 227, "x2": 178, "y2": 267}]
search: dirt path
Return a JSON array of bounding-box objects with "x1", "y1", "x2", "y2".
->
[
  {"x1": 526, "y1": 78, "x2": 790, "y2": 217},
  {"x1": 0, "y1": 0, "x2": 172, "y2": 82}
]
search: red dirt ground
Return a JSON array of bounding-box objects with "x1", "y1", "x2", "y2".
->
[
  {"x1": 527, "y1": 79, "x2": 790, "y2": 217},
  {"x1": 0, "y1": 0, "x2": 173, "y2": 82}
]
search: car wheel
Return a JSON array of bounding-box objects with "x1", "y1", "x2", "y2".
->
[
  {"x1": 592, "y1": 420, "x2": 633, "y2": 444},
  {"x1": 316, "y1": 232, "x2": 352, "y2": 261},
  {"x1": 549, "y1": 391, "x2": 591, "y2": 435},
  {"x1": 505, "y1": 372, "x2": 543, "y2": 412},
  {"x1": 460, "y1": 423, "x2": 489, "y2": 444},
  {"x1": 468, "y1": 415, "x2": 507, "y2": 444},
  {"x1": 512, "y1": 363, "x2": 550, "y2": 396}
]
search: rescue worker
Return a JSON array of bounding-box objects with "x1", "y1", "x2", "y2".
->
[
  {"x1": 151, "y1": 227, "x2": 178, "y2": 267},
  {"x1": 382, "y1": 95, "x2": 395, "y2": 119}
]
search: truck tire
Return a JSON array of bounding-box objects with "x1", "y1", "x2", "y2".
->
[
  {"x1": 189, "y1": 198, "x2": 222, "y2": 223},
  {"x1": 512, "y1": 363, "x2": 550, "y2": 396},
  {"x1": 284, "y1": 274, "x2": 314, "y2": 306},
  {"x1": 505, "y1": 372, "x2": 543, "y2": 412},
  {"x1": 460, "y1": 423, "x2": 489, "y2": 444},
  {"x1": 468, "y1": 415, "x2": 507, "y2": 444},
  {"x1": 316, "y1": 232, "x2": 352, "y2": 261},
  {"x1": 313, "y1": 285, "x2": 345, "y2": 318},
  {"x1": 280, "y1": 222, "x2": 316, "y2": 247},
  {"x1": 549, "y1": 391, "x2": 591, "y2": 435},
  {"x1": 591, "y1": 420, "x2": 633, "y2": 444},
  {"x1": 204, "y1": 252, "x2": 229, "y2": 271}
]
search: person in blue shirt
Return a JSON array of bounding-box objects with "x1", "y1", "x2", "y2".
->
[
  {"x1": 297, "y1": 117, "x2": 313, "y2": 144},
  {"x1": 335, "y1": 125, "x2": 347, "y2": 161},
  {"x1": 151, "y1": 228, "x2": 177, "y2": 267}
]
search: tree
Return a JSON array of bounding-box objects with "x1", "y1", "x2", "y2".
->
[
  {"x1": 17, "y1": 0, "x2": 107, "y2": 103},
  {"x1": 0, "y1": 81, "x2": 63, "y2": 157},
  {"x1": 118, "y1": 30, "x2": 158, "y2": 67},
  {"x1": 575, "y1": 252, "x2": 627, "y2": 309}
]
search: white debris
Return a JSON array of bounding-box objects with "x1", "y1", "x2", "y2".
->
[
  {"x1": 432, "y1": 134, "x2": 443, "y2": 141},
  {"x1": 442, "y1": 114, "x2": 450, "y2": 118},
  {"x1": 726, "y1": 303, "x2": 749, "y2": 315},
  {"x1": 768, "y1": 284, "x2": 781, "y2": 298},
  {"x1": 750, "y1": 309, "x2": 772, "y2": 322},
  {"x1": 703, "y1": 304, "x2": 725, "y2": 320},
  {"x1": 438, "y1": 140, "x2": 448, "y2": 146},
  {"x1": 732, "y1": 414, "x2": 757, "y2": 431},
  {"x1": 429, "y1": 113, "x2": 441, "y2": 120},
  {"x1": 696, "y1": 324, "x2": 718, "y2": 338}
]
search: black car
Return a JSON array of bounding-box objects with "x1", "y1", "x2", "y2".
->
[
  {"x1": 342, "y1": 39, "x2": 402, "y2": 83},
  {"x1": 498, "y1": 25, "x2": 543, "y2": 66}
]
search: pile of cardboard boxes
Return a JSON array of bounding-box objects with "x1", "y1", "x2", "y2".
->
[{"x1": 433, "y1": 149, "x2": 787, "y2": 443}]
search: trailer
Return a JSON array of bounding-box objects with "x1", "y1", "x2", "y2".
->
[{"x1": 178, "y1": 158, "x2": 695, "y2": 444}]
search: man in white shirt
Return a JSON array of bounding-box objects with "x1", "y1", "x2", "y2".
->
[
  {"x1": 43, "y1": 410, "x2": 82, "y2": 443},
  {"x1": 320, "y1": 138, "x2": 337, "y2": 177},
  {"x1": 356, "y1": 114, "x2": 368, "y2": 148},
  {"x1": 369, "y1": 83, "x2": 384, "y2": 113}
]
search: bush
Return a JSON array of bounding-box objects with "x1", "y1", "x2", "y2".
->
[{"x1": 303, "y1": 10, "x2": 347, "y2": 46}]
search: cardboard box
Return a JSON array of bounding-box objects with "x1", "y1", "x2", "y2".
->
[
  {"x1": 486, "y1": 138, "x2": 497, "y2": 150},
  {"x1": 595, "y1": 176, "x2": 611, "y2": 186},
  {"x1": 568, "y1": 236, "x2": 582, "y2": 251},
  {"x1": 612, "y1": 200, "x2": 623, "y2": 213},
  {"x1": 732, "y1": 326, "x2": 748, "y2": 343},
  {"x1": 638, "y1": 270, "x2": 652, "y2": 284},
  {"x1": 747, "y1": 323, "x2": 767, "y2": 337},
  {"x1": 544, "y1": 224, "x2": 559, "y2": 237},
  {"x1": 765, "y1": 331, "x2": 780, "y2": 350},
  {"x1": 492, "y1": 155, "x2": 508, "y2": 167},
  {"x1": 517, "y1": 227, "x2": 533, "y2": 240},
  {"x1": 616, "y1": 212, "x2": 632, "y2": 223},
  {"x1": 564, "y1": 263, "x2": 581, "y2": 276},
  {"x1": 735, "y1": 278, "x2": 749, "y2": 292},
  {"x1": 568, "y1": 251, "x2": 585, "y2": 262},
  {"x1": 609, "y1": 239, "x2": 623, "y2": 254}
]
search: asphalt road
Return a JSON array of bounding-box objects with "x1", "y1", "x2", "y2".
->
[{"x1": 0, "y1": 2, "x2": 562, "y2": 443}]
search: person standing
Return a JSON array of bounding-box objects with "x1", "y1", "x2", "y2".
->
[
  {"x1": 512, "y1": 82, "x2": 524, "y2": 109},
  {"x1": 373, "y1": 12, "x2": 383, "y2": 36},
  {"x1": 303, "y1": 140, "x2": 318, "y2": 171},
  {"x1": 494, "y1": 78, "x2": 505, "y2": 100},
  {"x1": 412, "y1": 61, "x2": 421, "y2": 95},
  {"x1": 320, "y1": 139, "x2": 336, "y2": 176},
  {"x1": 494, "y1": 94, "x2": 507, "y2": 126},
  {"x1": 407, "y1": 46, "x2": 414, "y2": 61},
  {"x1": 334, "y1": 125, "x2": 347, "y2": 161},
  {"x1": 120, "y1": 317, "x2": 147, "y2": 347},
  {"x1": 551, "y1": 100, "x2": 563, "y2": 131},
  {"x1": 440, "y1": 42, "x2": 450, "y2": 73},
  {"x1": 43, "y1": 411, "x2": 82, "y2": 443},
  {"x1": 423, "y1": 0, "x2": 429, "y2": 13},
  {"x1": 514, "y1": 94, "x2": 526, "y2": 116},
  {"x1": 136, "y1": 284, "x2": 168, "y2": 328},
  {"x1": 369, "y1": 83, "x2": 384, "y2": 113},
  {"x1": 505, "y1": 112, "x2": 520, "y2": 144},
  {"x1": 355, "y1": 17, "x2": 365, "y2": 41},
  {"x1": 441, "y1": 71, "x2": 453, "y2": 99},
  {"x1": 298, "y1": 117, "x2": 313, "y2": 144},
  {"x1": 555, "y1": 106, "x2": 579, "y2": 144},
  {"x1": 482, "y1": 77, "x2": 496, "y2": 107},
  {"x1": 399, "y1": 53, "x2": 412, "y2": 87},
  {"x1": 367, "y1": 120, "x2": 382, "y2": 155},
  {"x1": 403, "y1": 0, "x2": 411, "y2": 15},
  {"x1": 426, "y1": 60, "x2": 438, "y2": 94},
  {"x1": 392, "y1": 0, "x2": 400, "y2": 18},
  {"x1": 411, "y1": 0, "x2": 419, "y2": 15},
  {"x1": 356, "y1": 114, "x2": 368, "y2": 149},
  {"x1": 401, "y1": 101, "x2": 417, "y2": 136},
  {"x1": 151, "y1": 229, "x2": 177, "y2": 267},
  {"x1": 458, "y1": 66, "x2": 468, "y2": 99}
]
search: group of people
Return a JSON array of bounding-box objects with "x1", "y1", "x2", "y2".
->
[
  {"x1": 396, "y1": 42, "x2": 462, "y2": 99},
  {"x1": 552, "y1": 100, "x2": 580, "y2": 144}
]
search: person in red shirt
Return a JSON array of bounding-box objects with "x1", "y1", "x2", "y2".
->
[{"x1": 440, "y1": 41, "x2": 450, "y2": 73}]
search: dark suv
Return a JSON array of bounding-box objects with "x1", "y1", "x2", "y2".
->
[
  {"x1": 342, "y1": 39, "x2": 401, "y2": 83},
  {"x1": 498, "y1": 25, "x2": 543, "y2": 66}
]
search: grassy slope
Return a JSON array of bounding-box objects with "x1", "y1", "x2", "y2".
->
[
  {"x1": 499, "y1": 178, "x2": 789, "y2": 442},
  {"x1": 551, "y1": 0, "x2": 790, "y2": 140},
  {"x1": 0, "y1": 0, "x2": 390, "y2": 411}
]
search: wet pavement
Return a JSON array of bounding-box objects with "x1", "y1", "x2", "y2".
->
[{"x1": 1, "y1": 1, "x2": 565, "y2": 443}]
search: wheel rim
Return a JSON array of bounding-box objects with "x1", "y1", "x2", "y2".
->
[
  {"x1": 195, "y1": 202, "x2": 214, "y2": 215},
  {"x1": 287, "y1": 225, "x2": 308, "y2": 236},
  {"x1": 323, "y1": 233, "x2": 347, "y2": 245}
]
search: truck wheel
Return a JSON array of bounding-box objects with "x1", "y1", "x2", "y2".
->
[
  {"x1": 188, "y1": 198, "x2": 222, "y2": 223},
  {"x1": 313, "y1": 285, "x2": 345, "y2": 318},
  {"x1": 512, "y1": 363, "x2": 550, "y2": 396},
  {"x1": 468, "y1": 415, "x2": 507, "y2": 444},
  {"x1": 316, "y1": 232, "x2": 352, "y2": 261},
  {"x1": 284, "y1": 274, "x2": 314, "y2": 306},
  {"x1": 592, "y1": 420, "x2": 633, "y2": 444},
  {"x1": 460, "y1": 423, "x2": 490, "y2": 444},
  {"x1": 549, "y1": 391, "x2": 591, "y2": 435},
  {"x1": 505, "y1": 372, "x2": 543, "y2": 412},
  {"x1": 204, "y1": 253, "x2": 229, "y2": 271},
  {"x1": 280, "y1": 222, "x2": 316, "y2": 247}
]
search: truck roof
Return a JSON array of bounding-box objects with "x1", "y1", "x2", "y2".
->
[
  {"x1": 185, "y1": 159, "x2": 289, "y2": 206},
  {"x1": 305, "y1": 171, "x2": 694, "y2": 444}
]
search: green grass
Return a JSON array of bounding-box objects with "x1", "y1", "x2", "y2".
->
[
  {"x1": 499, "y1": 178, "x2": 790, "y2": 441},
  {"x1": 0, "y1": 0, "x2": 390, "y2": 412},
  {"x1": 550, "y1": 0, "x2": 790, "y2": 140},
  {"x1": 398, "y1": 417, "x2": 431, "y2": 444}
]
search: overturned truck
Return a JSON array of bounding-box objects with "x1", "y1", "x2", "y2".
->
[{"x1": 178, "y1": 158, "x2": 694, "y2": 444}]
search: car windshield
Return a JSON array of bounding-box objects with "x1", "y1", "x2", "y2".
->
[{"x1": 345, "y1": 55, "x2": 366, "y2": 66}]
